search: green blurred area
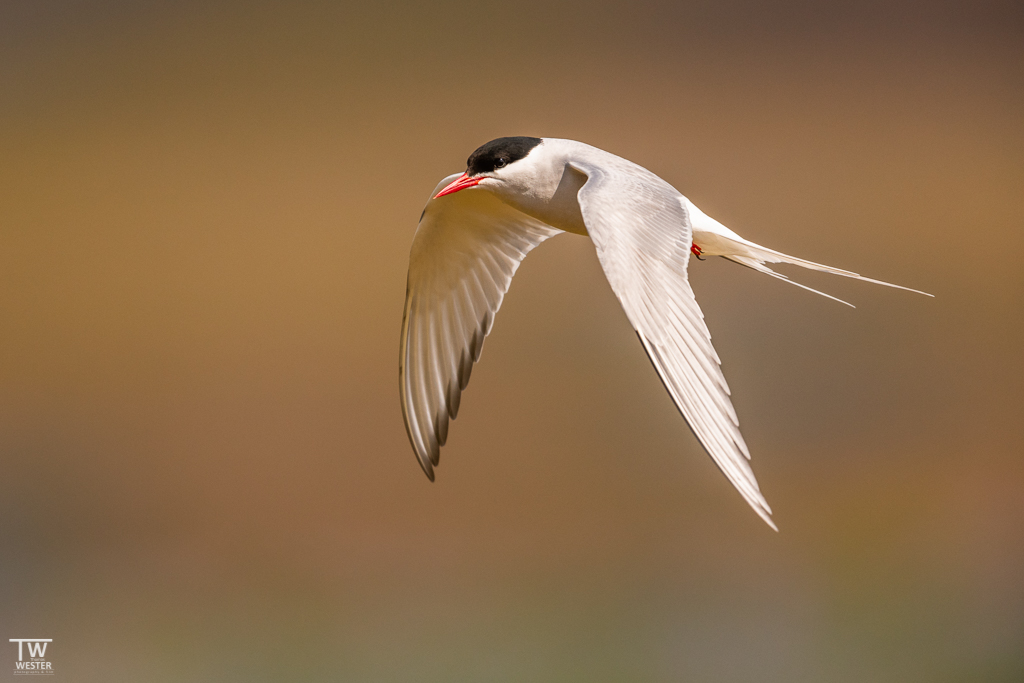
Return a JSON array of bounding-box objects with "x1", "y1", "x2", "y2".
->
[{"x1": 1, "y1": 1, "x2": 1022, "y2": 681}]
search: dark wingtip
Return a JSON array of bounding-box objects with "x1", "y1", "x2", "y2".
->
[{"x1": 416, "y1": 455, "x2": 436, "y2": 482}]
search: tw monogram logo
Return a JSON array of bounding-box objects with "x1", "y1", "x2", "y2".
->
[{"x1": 9, "y1": 639, "x2": 54, "y2": 676}]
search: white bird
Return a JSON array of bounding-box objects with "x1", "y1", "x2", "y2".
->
[{"x1": 400, "y1": 137, "x2": 931, "y2": 529}]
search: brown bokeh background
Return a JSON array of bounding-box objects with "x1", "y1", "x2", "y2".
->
[{"x1": 1, "y1": 1, "x2": 1022, "y2": 681}]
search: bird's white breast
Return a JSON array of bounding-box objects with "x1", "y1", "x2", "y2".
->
[{"x1": 489, "y1": 140, "x2": 591, "y2": 236}]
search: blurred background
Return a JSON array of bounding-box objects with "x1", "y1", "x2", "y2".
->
[{"x1": 1, "y1": 1, "x2": 1021, "y2": 681}]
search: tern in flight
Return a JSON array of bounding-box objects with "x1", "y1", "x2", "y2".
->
[{"x1": 400, "y1": 137, "x2": 930, "y2": 529}]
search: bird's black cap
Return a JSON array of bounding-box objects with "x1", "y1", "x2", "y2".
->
[{"x1": 466, "y1": 137, "x2": 542, "y2": 176}]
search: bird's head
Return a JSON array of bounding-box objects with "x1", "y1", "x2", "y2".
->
[{"x1": 433, "y1": 136, "x2": 544, "y2": 198}]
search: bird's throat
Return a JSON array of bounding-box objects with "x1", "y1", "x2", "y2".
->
[{"x1": 503, "y1": 163, "x2": 589, "y2": 236}]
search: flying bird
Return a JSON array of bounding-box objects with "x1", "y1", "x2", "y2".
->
[{"x1": 399, "y1": 137, "x2": 931, "y2": 529}]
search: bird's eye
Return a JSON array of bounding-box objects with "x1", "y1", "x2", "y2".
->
[{"x1": 494, "y1": 157, "x2": 508, "y2": 169}]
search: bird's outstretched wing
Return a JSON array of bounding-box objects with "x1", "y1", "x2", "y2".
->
[
  {"x1": 401, "y1": 175, "x2": 560, "y2": 480},
  {"x1": 569, "y1": 160, "x2": 777, "y2": 529}
]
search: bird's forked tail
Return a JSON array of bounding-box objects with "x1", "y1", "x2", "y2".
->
[{"x1": 683, "y1": 198, "x2": 933, "y2": 307}]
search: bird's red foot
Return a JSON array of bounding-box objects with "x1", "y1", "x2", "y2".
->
[{"x1": 691, "y1": 243, "x2": 705, "y2": 260}]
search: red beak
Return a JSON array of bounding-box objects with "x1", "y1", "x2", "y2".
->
[{"x1": 434, "y1": 173, "x2": 482, "y2": 198}]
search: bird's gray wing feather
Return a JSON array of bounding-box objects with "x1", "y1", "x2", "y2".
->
[
  {"x1": 569, "y1": 160, "x2": 776, "y2": 529},
  {"x1": 400, "y1": 175, "x2": 560, "y2": 480}
]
